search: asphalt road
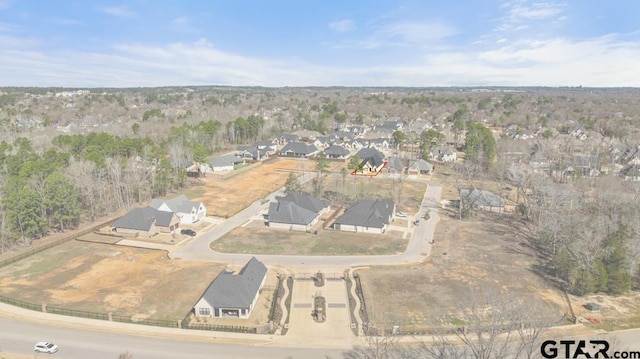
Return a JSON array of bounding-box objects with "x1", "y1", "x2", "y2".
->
[
  {"x1": 170, "y1": 182, "x2": 442, "y2": 268},
  {"x1": 0, "y1": 316, "x2": 346, "y2": 359}
]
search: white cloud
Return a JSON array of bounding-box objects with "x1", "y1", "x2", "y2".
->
[
  {"x1": 0, "y1": 0, "x2": 12, "y2": 10},
  {"x1": 497, "y1": 1, "x2": 566, "y2": 32},
  {"x1": 329, "y1": 19, "x2": 355, "y2": 33},
  {"x1": 99, "y1": 6, "x2": 134, "y2": 18},
  {"x1": 0, "y1": 29, "x2": 639, "y2": 87},
  {"x1": 336, "y1": 20, "x2": 456, "y2": 49}
]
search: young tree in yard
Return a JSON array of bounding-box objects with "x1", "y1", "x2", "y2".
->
[
  {"x1": 392, "y1": 130, "x2": 406, "y2": 149},
  {"x1": 420, "y1": 129, "x2": 446, "y2": 160},
  {"x1": 312, "y1": 152, "x2": 330, "y2": 196},
  {"x1": 465, "y1": 122, "x2": 496, "y2": 170},
  {"x1": 284, "y1": 172, "x2": 302, "y2": 194}
]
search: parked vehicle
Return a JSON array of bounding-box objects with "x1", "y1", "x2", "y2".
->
[
  {"x1": 180, "y1": 229, "x2": 197, "y2": 236},
  {"x1": 396, "y1": 212, "x2": 407, "y2": 218},
  {"x1": 34, "y1": 342, "x2": 58, "y2": 354},
  {"x1": 413, "y1": 219, "x2": 420, "y2": 226}
]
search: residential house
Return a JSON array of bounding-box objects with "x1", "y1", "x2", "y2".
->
[
  {"x1": 407, "y1": 159, "x2": 433, "y2": 175},
  {"x1": 293, "y1": 130, "x2": 322, "y2": 142},
  {"x1": 266, "y1": 192, "x2": 330, "y2": 231},
  {"x1": 368, "y1": 138, "x2": 390, "y2": 150},
  {"x1": 354, "y1": 148, "x2": 386, "y2": 174},
  {"x1": 569, "y1": 126, "x2": 588, "y2": 140},
  {"x1": 255, "y1": 140, "x2": 277, "y2": 154},
  {"x1": 620, "y1": 164, "x2": 640, "y2": 181},
  {"x1": 459, "y1": 188, "x2": 504, "y2": 213},
  {"x1": 323, "y1": 144, "x2": 350, "y2": 159},
  {"x1": 150, "y1": 195, "x2": 206, "y2": 224},
  {"x1": 274, "y1": 133, "x2": 299, "y2": 146},
  {"x1": 313, "y1": 135, "x2": 337, "y2": 148},
  {"x1": 193, "y1": 257, "x2": 268, "y2": 319},
  {"x1": 236, "y1": 144, "x2": 269, "y2": 161},
  {"x1": 278, "y1": 142, "x2": 318, "y2": 157},
  {"x1": 430, "y1": 146, "x2": 457, "y2": 163},
  {"x1": 111, "y1": 207, "x2": 180, "y2": 237},
  {"x1": 209, "y1": 154, "x2": 245, "y2": 172},
  {"x1": 344, "y1": 138, "x2": 367, "y2": 150},
  {"x1": 333, "y1": 199, "x2": 395, "y2": 234},
  {"x1": 385, "y1": 156, "x2": 405, "y2": 174}
]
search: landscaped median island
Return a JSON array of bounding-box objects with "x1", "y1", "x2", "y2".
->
[{"x1": 210, "y1": 222, "x2": 409, "y2": 256}]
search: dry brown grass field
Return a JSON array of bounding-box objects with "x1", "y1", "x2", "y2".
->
[
  {"x1": 358, "y1": 210, "x2": 570, "y2": 331},
  {"x1": 184, "y1": 158, "x2": 317, "y2": 217},
  {"x1": 0, "y1": 240, "x2": 225, "y2": 321}
]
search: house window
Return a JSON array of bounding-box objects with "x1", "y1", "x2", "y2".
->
[{"x1": 198, "y1": 307, "x2": 210, "y2": 316}]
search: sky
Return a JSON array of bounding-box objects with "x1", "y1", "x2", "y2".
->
[{"x1": 0, "y1": 0, "x2": 639, "y2": 87}]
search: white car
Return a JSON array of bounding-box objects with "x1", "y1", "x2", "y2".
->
[
  {"x1": 34, "y1": 342, "x2": 58, "y2": 354},
  {"x1": 396, "y1": 212, "x2": 407, "y2": 218}
]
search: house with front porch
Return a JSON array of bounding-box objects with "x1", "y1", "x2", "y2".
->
[
  {"x1": 193, "y1": 257, "x2": 268, "y2": 319},
  {"x1": 111, "y1": 207, "x2": 180, "y2": 237},
  {"x1": 150, "y1": 195, "x2": 206, "y2": 224}
]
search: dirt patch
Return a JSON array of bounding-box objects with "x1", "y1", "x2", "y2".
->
[
  {"x1": 357, "y1": 211, "x2": 568, "y2": 331},
  {"x1": 571, "y1": 292, "x2": 640, "y2": 331},
  {"x1": 0, "y1": 240, "x2": 224, "y2": 321},
  {"x1": 212, "y1": 221, "x2": 408, "y2": 256},
  {"x1": 187, "y1": 158, "x2": 315, "y2": 217}
]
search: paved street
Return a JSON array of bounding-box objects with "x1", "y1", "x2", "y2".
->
[{"x1": 170, "y1": 183, "x2": 442, "y2": 268}]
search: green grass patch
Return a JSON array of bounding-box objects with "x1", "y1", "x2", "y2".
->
[{"x1": 211, "y1": 226, "x2": 408, "y2": 256}]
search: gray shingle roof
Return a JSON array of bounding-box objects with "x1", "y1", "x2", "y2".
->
[
  {"x1": 333, "y1": 199, "x2": 394, "y2": 228},
  {"x1": 150, "y1": 195, "x2": 201, "y2": 215},
  {"x1": 356, "y1": 148, "x2": 385, "y2": 168},
  {"x1": 460, "y1": 188, "x2": 504, "y2": 208},
  {"x1": 386, "y1": 156, "x2": 405, "y2": 172},
  {"x1": 278, "y1": 192, "x2": 328, "y2": 213},
  {"x1": 201, "y1": 257, "x2": 267, "y2": 309},
  {"x1": 268, "y1": 201, "x2": 318, "y2": 225},
  {"x1": 209, "y1": 154, "x2": 244, "y2": 168},
  {"x1": 409, "y1": 159, "x2": 433, "y2": 172},
  {"x1": 324, "y1": 144, "x2": 349, "y2": 157},
  {"x1": 113, "y1": 207, "x2": 175, "y2": 230},
  {"x1": 279, "y1": 142, "x2": 318, "y2": 156}
]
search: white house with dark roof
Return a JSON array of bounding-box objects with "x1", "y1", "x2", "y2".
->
[
  {"x1": 323, "y1": 144, "x2": 350, "y2": 159},
  {"x1": 430, "y1": 146, "x2": 457, "y2": 163},
  {"x1": 150, "y1": 195, "x2": 206, "y2": 224},
  {"x1": 354, "y1": 148, "x2": 386, "y2": 174},
  {"x1": 209, "y1": 154, "x2": 245, "y2": 172},
  {"x1": 333, "y1": 199, "x2": 395, "y2": 234},
  {"x1": 278, "y1": 142, "x2": 318, "y2": 157},
  {"x1": 111, "y1": 207, "x2": 180, "y2": 237},
  {"x1": 193, "y1": 257, "x2": 268, "y2": 319},
  {"x1": 266, "y1": 192, "x2": 330, "y2": 231}
]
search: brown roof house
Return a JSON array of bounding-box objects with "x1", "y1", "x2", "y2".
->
[
  {"x1": 111, "y1": 207, "x2": 180, "y2": 237},
  {"x1": 193, "y1": 257, "x2": 268, "y2": 319}
]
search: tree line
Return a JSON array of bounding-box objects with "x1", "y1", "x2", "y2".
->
[{"x1": 0, "y1": 133, "x2": 185, "y2": 252}]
